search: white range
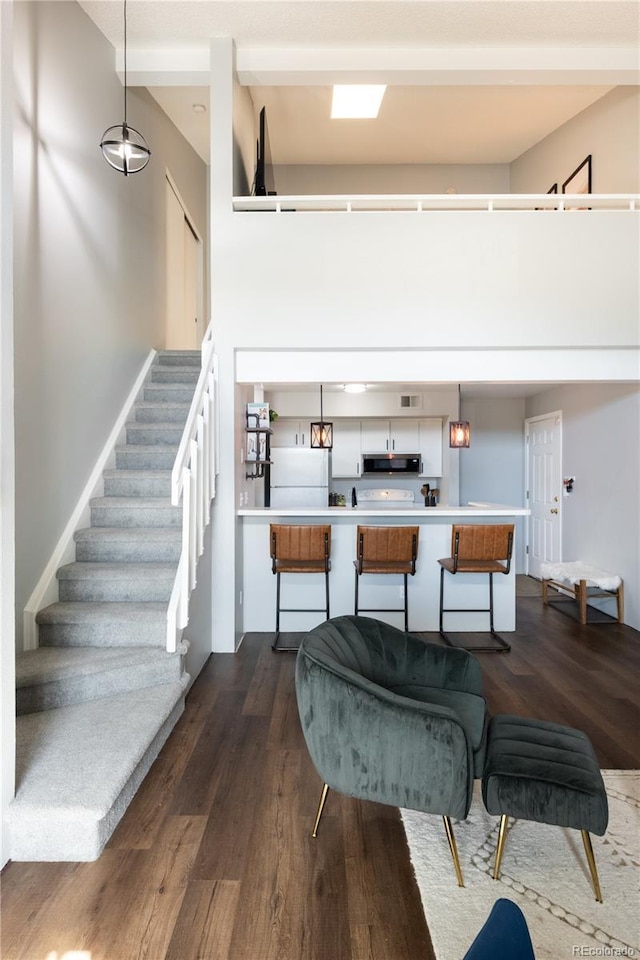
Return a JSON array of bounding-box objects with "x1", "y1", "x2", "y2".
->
[{"x1": 355, "y1": 489, "x2": 416, "y2": 508}]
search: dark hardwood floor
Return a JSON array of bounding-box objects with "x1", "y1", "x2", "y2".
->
[{"x1": 2, "y1": 597, "x2": 639, "y2": 960}]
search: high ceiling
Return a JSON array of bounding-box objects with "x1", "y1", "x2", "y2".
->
[
  {"x1": 79, "y1": 1, "x2": 639, "y2": 165},
  {"x1": 77, "y1": 1, "x2": 639, "y2": 399}
]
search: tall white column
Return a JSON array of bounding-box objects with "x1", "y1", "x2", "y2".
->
[{"x1": 0, "y1": 0, "x2": 17, "y2": 868}]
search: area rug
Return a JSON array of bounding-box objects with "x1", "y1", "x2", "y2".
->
[{"x1": 401, "y1": 771, "x2": 639, "y2": 960}]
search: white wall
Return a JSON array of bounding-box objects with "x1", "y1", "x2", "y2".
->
[
  {"x1": 1, "y1": 0, "x2": 16, "y2": 871},
  {"x1": 265, "y1": 387, "x2": 457, "y2": 419},
  {"x1": 216, "y1": 211, "x2": 639, "y2": 349},
  {"x1": 182, "y1": 522, "x2": 213, "y2": 681},
  {"x1": 233, "y1": 68, "x2": 256, "y2": 196},
  {"x1": 525, "y1": 383, "x2": 640, "y2": 629},
  {"x1": 511, "y1": 87, "x2": 640, "y2": 193},
  {"x1": 273, "y1": 163, "x2": 509, "y2": 196},
  {"x1": 12, "y1": 2, "x2": 208, "y2": 648},
  {"x1": 459, "y1": 397, "x2": 527, "y2": 570}
]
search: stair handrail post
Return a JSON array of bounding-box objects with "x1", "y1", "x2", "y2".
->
[{"x1": 166, "y1": 322, "x2": 217, "y2": 652}]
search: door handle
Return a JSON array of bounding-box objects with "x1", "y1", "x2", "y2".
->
[
  {"x1": 553, "y1": 495, "x2": 559, "y2": 502},
  {"x1": 550, "y1": 508, "x2": 559, "y2": 514}
]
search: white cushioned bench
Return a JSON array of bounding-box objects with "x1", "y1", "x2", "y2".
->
[{"x1": 540, "y1": 561, "x2": 624, "y2": 625}]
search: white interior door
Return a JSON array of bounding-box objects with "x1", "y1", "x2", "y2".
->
[
  {"x1": 525, "y1": 412, "x2": 562, "y2": 577},
  {"x1": 165, "y1": 177, "x2": 202, "y2": 349},
  {"x1": 183, "y1": 220, "x2": 200, "y2": 348}
]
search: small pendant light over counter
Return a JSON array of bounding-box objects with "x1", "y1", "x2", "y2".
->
[
  {"x1": 449, "y1": 385, "x2": 471, "y2": 448},
  {"x1": 100, "y1": 0, "x2": 151, "y2": 176},
  {"x1": 310, "y1": 385, "x2": 333, "y2": 449}
]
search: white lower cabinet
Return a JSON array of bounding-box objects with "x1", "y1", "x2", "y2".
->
[{"x1": 331, "y1": 420, "x2": 362, "y2": 477}]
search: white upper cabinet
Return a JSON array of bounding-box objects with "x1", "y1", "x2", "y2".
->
[
  {"x1": 331, "y1": 420, "x2": 362, "y2": 478},
  {"x1": 270, "y1": 419, "x2": 310, "y2": 448},
  {"x1": 360, "y1": 419, "x2": 420, "y2": 453},
  {"x1": 329, "y1": 418, "x2": 442, "y2": 478},
  {"x1": 418, "y1": 419, "x2": 443, "y2": 476}
]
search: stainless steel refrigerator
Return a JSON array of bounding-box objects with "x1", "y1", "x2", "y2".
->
[{"x1": 269, "y1": 448, "x2": 329, "y2": 508}]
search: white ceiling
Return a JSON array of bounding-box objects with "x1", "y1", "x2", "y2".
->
[{"x1": 79, "y1": 0, "x2": 638, "y2": 165}]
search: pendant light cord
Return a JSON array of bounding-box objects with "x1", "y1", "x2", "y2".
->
[{"x1": 123, "y1": 0, "x2": 128, "y2": 125}]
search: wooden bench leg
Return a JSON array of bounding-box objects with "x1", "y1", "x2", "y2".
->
[
  {"x1": 578, "y1": 579, "x2": 587, "y2": 625},
  {"x1": 542, "y1": 579, "x2": 549, "y2": 606},
  {"x1": 617, "y1": 582, "x2": 625, "y2": 623}
]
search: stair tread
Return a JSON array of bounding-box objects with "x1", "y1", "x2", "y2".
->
[
  {"x1": 126, "y1": 421, "x2": 186, "y2": 428},
  {"x1": 36, "y1": 601, "x2": 169, "y2": 624},
  {"x1": 156, "y1": 350, "x2": 201, "y2": 356},
  {"x1": 8, "y1": 681, "x2": 186, "y2": 821},
  {"x1": 115, "y1": 444, "x2": 179, "y2": 452},
  {"x1": 102, "y1": 469, "x2": 173, "y2": 478},
  {"x1": 144, "y1": 380, "x2": 193, "y2": 386},
  {"x1": 57, "y1": 561, "x2": 177, "y2": 579},
  {"x1": 75, "y1": 526, "x2": 181, "y2": 541},
  {"x1": 90, "y1": 496, "x2": 176, "y2": 507},
  {"x1": 16, "y1": 646, "x2": 183, "y2": 688},
  {"x1": 135, "y1": 402, "x2": 191, "y2": 410},
  {"x1": 151, "y1": 366, "x2": 199, "y2": 372}
]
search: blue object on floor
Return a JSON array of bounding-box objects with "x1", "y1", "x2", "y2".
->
[{"x1": 462, "y1": 898, "x2": 535, "y2": 960}]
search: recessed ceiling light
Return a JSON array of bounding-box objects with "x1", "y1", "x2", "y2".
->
[
  {"x1": 343, "y1": 383, "x2": 367, "y2": 394},
  {"x1": 192, "y1": 103, "x2": 207, "y2": 114},
  {"x1": 331, "y1": 85, "x2": 386, "y2": 119}
]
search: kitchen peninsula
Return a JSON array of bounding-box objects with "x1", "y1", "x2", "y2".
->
[{"x1": 238, "y1": 502, "x2": 530, "y2": 635}]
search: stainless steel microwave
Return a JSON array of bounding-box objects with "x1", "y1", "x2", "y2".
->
[{"x1": 362, "y1": 454, "x2": 422, "y2": 474}]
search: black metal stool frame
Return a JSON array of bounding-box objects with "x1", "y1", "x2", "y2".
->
[
  {"x1": 354, "y1": 528, "x2": 418, "y2": 633},
  {"x1": 271, "y1": 527, "x2": 331, "y2": 652},
  {"x1": 439, "y1": 527, "x2": 513, "y2": 653}
]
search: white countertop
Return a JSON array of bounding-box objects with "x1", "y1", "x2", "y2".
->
[{"x1": 238, "y1": 502, "x2": 530, "y2": 517}]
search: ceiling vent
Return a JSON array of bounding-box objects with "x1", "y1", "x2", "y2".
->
[{"x1": 399, "y1": 394, "x2": 422, "y2": 409}]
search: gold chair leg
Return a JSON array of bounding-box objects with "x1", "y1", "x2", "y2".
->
[
  {"x1": 312, "y1": 783, "x2": 330, "y2": 838},
  {"x1": 493, "y1": 814, "x2": 509, "y2": 880},
  {"x1": 581, "y1": 830, "x2": 604, "y2": 903},
  {"x1": 442, "y1": 816, "x2": 465, "y2": 887}
]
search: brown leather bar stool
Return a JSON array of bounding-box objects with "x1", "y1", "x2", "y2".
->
[
  {"x1": 354, "y1": 526, "x2": 419, "y2": 632},
  {"x1": 438, "y1": 523, "x2": 514, "y2": 652},
  {"x1": 270, "y1": 524, "x2": 331, "y2": 652}
]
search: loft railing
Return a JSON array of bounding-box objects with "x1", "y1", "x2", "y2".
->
[
  {"x1": 167, "y1": 323, "x2": 217, "y2": 652},
  {"x1": 233, "y1": 193, "x2": 640, "y2": 213}
]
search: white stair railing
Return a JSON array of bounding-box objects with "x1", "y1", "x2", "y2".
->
[{"x1": 167, "y1": 324, "x2": 217, "y2": 652}]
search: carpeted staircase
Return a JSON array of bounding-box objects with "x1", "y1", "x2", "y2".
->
[{"x1": 8, "y1": 351, "x2": 201, "y2": 862}]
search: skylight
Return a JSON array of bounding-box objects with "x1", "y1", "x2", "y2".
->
[{"x1": 331, "y1": 85, "x2": 386, "y2": 119}]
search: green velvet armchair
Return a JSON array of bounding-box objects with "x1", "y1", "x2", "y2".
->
[{"x1": 295, "y1": 615, "x2": 489, "y2": 886}]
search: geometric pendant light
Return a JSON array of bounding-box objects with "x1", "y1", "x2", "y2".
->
[
  {"x1": 449, "y1": 384, "x2": 471, "y2": 448},
  {"x1": 310, "y1": 384, "x2": 334, "y2": 449},
  {"x1": 100, "y1": 0, "x2": 151, "y2": 176}
]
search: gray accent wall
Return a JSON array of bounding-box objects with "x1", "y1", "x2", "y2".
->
[
  {"x1": 12, "y1": 2, "x2": 208, "y2": 648},
  {"x1": 511, "y1": 86, "x2": 640, "y2": 193},
  {"x1": 273, "y1": 162, "x2": 510, "y2": 196},
  {"x1": 525, "y1": 383, "x2": 640, "y2": 630},
  {"x1": 459, "y1": 398, "x2": 527, "y2": 571}
]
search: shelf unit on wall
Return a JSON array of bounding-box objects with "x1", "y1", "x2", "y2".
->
[{"x1": 245, "y1": 411, "x2": 272, "y2": 479}]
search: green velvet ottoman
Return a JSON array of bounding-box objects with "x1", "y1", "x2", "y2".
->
[{"x1": 482, "y1": 714, "x2": 609, "y2": 902}]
